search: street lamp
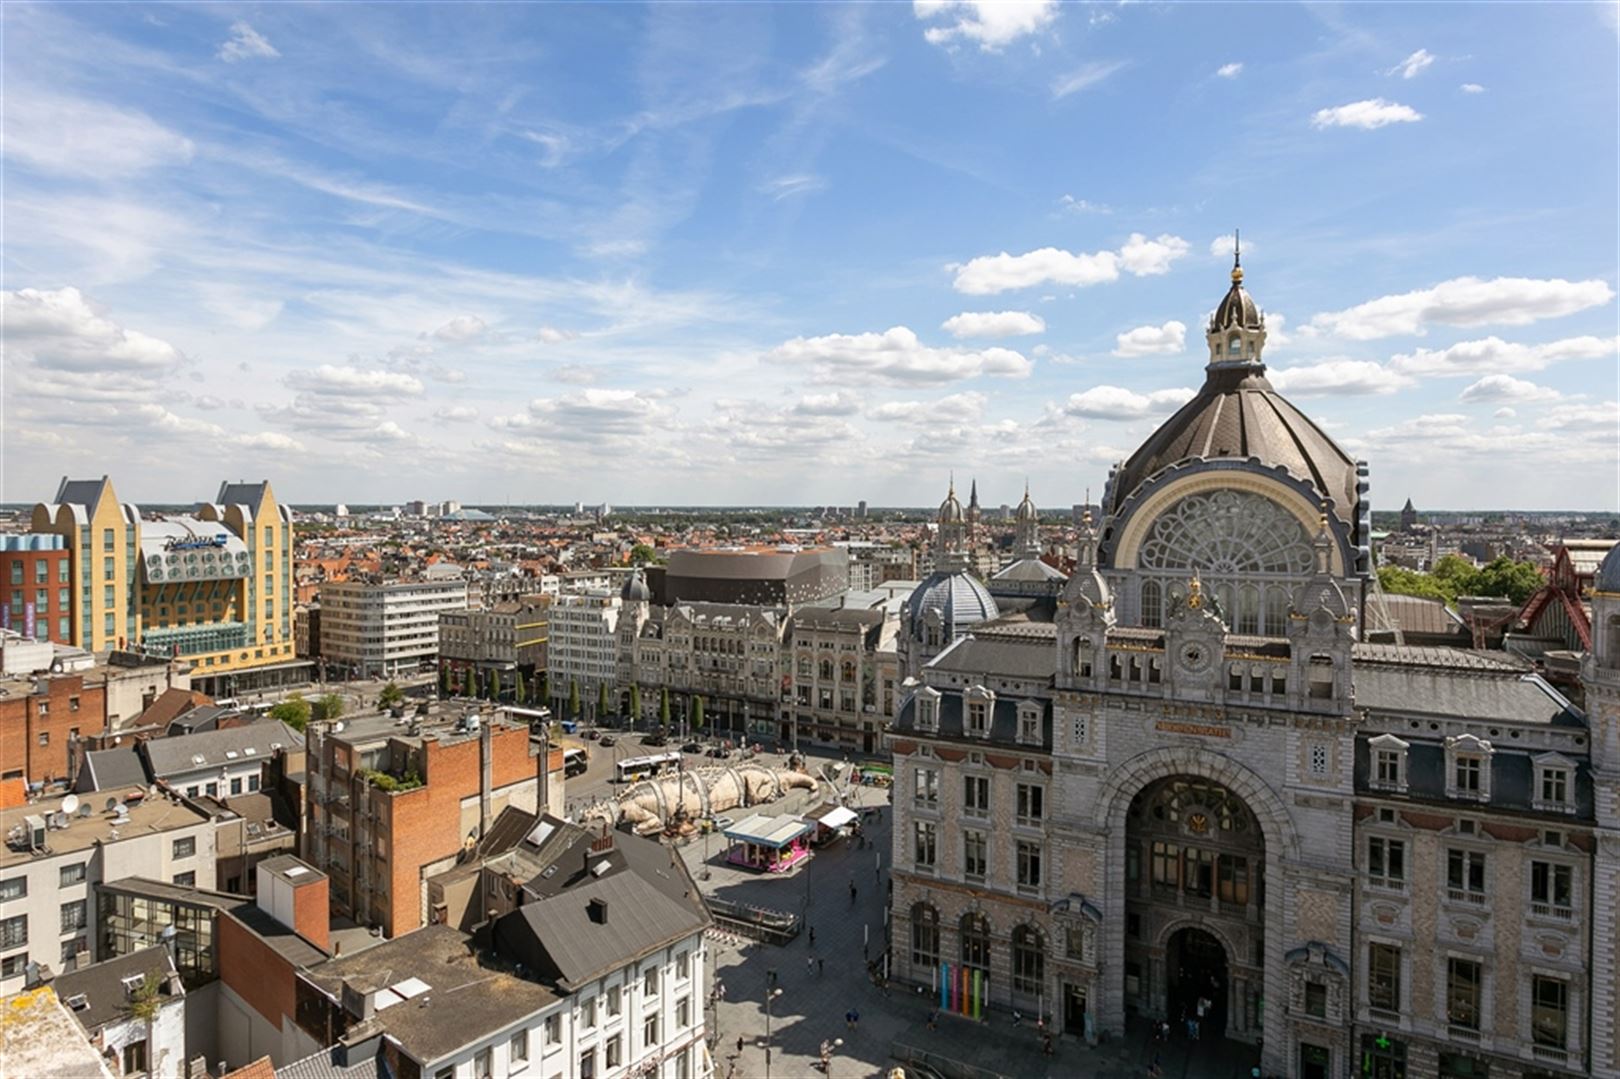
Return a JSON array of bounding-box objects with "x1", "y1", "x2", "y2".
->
[
  {"x1": 820, "y1": 1036, "x2": 844, "y2": 1078},
  {"x1": 764, "y1": 986, "x2": 784, "y2": 1079}
]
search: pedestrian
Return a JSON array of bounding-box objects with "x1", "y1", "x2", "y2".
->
[
  {"x1": 736, "y1": 1035, "x2": 744, "y2": 1056},
  {"x1": 1043, "y1": 1034, "x2": 1054, "y2": 1057},
  {"x1": 849, "y1": 881, "x2": 858, "y2": 906},
  {"x1": 927, "y1": 1009, "x2": 939, "y2": 1032},
  {"x1": 845, "y1": 1010, "x2": 855, "y2": 1030},
  {"x1": 1159, "y1": 1019, "x2": 1170, "y2": 1044},
  {"x1": 851, "y1": 1008, "x2": 859, "y2": 1030},
  {"x1": 818, "y1": 957, "x2": 825, "y2": 976},
  {"x1": 807, "y1": 956, "x2": 816, "y2": 976},
  {"x1": 809, "y1": 926, "x2": 816, "y2": 947},
  {"x1": 862, "y1": 940, "x2": 868, "y2": 962}
]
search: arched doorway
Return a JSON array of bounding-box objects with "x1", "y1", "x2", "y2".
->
[
  {"x1": 1123, "y1": 775, "x2": 1266, "y2": 1043},
  {"x1": 1166, "y1": 926, "x2": 1228, "y2": 1037}
]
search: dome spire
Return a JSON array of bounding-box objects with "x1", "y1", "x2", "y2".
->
[{"x1": 1232, "y1": 227, "x2": 1242, "y2": 281}]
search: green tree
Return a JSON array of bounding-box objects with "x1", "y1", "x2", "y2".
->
[
  {"x1": 629, "y1": 543, "x2": 660, "y2": 566},
  {"x1": 514, "y1": 670, "x2": 528, "y2": 706},
  {"x1": 691, "y1": 694, "x2": 705, "y2": 732},
  {"x1": 1378, "y1": 564, "x2": 1454, "y2": 604},
  {"x1": 629, "y1": 683, "x2": 642, "y2": 725},
  {"x1": 489, "y1": 669, "x2": 503, "y2": 702},
  {"x1": 269, "y1": 693, "x2": 311, "y2": 732},
  {"x1": 597, "y1": 681, "x2": 610, "y2": 720},
  {"x1": 1472, "y1": 556, "x2": 1544, "y2": 605},
  {"x1": 439, "y1": 665, "x2": 452, "y2": 698},
  {"x1": 313, "y1": 693, "x2": 345, "y2": 723},
  {"x1": 568, "y1": 679, "x2": 581, "y2": 721},
  {"x1": 378, "y1": 681, "x2": 405, "y2": 709},
  {"x1": 659, "y1": 686, "x2": 671, "y2": 728}
]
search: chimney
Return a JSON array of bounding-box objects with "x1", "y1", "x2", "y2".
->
[
  {"x1": 479, "y1": 714, "x2": 493, "y2": 840},
  {"x1": 587, "y1": 898, "x2": 609, "y2": 924},
  {"x1": 535, "y1": 726, "x2": 550, "y2": 818}
]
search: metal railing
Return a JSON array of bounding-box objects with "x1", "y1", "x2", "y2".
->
[{"x1": 890, "y1": 1041, "x2": 1012, "y2": 1079}]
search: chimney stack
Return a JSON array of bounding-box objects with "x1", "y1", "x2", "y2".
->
[
  {"x1": 588, "y1": 898, "x2": 609, "y2": 924},
  {"x1": 479, "y1": 713, "x2": 493, "y2": 840}
]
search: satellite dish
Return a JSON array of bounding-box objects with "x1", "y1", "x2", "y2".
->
[
  {"x1": 61, "y1": 795, "x2": 80, "y2": 816},
  {"x1": 78, "y1": 804, "x2": 93, "y2": 819},
  {"x1": 104, "y1": 797, "x2": 118, "y2": 813}
]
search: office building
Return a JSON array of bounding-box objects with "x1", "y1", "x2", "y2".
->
[{"x1": 317, "y1": 579, "x2": 468, "y2": 678}]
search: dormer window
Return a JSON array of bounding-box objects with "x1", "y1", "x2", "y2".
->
[
  {"x1": 1533, "y1": 752, "x2": 1577, "y2": 815},
  {"x1": 1368, "y1": 734, "x2": 1409, "y2": 794},
  {"x1": 1444, "y1": 734, "x2": 1494, "y2": 802},
  {"x1": 915, "y1": 687, "x2": 940, "y2": 733},
  {"x1": 965, "y1": 685, "x2": 995, "y2": 738},
  {"x1": 1227, "y1": 333, "x2": 1242, "y2": 357},
  {"x1": 1017, "y1": 701, "x2": 1041, "y2": 746}
]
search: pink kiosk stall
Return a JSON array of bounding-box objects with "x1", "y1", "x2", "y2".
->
[{"x1": 721, "y1": 813, "x2": 813, "y2": 873}]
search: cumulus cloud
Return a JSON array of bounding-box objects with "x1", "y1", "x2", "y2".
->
[
  {"x1": 434, "y1": 405, "x2": 481, "y2": 422},
  {"x1": 914, "y1": 0, "x2": 1058, "y2": 51},
  {"x1": 431, "y1": 315, "x2": 488, "y2": 343},
  {"x1": 1208, "y1": 232, "x2": 1251, "y2": 259},
  {"x1": 767, "y1": 326, "x2": 1032, "y2": 385},
  {"x1": 1113, "y1": 321, "x2": 1186, "y2": 357},
  {"x1": 4, "y1": 286, "x2": 183, "y2": 372},
  {"x1": 285, "y1": 364, "x2": 424, "y2": 397},
  {"x1": 1458, "y1": 374, "x2": 1563, "y2": 403},
  {"x1": 1493, "y1": 407, "x2": 1516, "y2": 419},
  {"x1": 218, "y1": 21, "x2": 280, "y2": 62},
  {"x1": 1268, "y1": 360, "x2": 1415, "y2": 396},
  {"x1": 1060, "y1": 385, "x2": 1196, "y2": 420},
  {"x1": 1311, "y1": 98, "x2": 1423, "y2": 130},
  {"x1": 953, "y1": 233, "x2": 1189, "y2": 295},
  {"x1": 5, "y1": 90, "x2": 194, "y2": 178},
  {"x1": 1052, "y1": 61, "x2": 1128, "y2": 99},
  {"x1": 1388, "y1": 49, "x2": 1435, "y2": 79},
  {"x1": 1461, "y1": 83, "x2": 1486, "y2": 93},
  {"x1": 1538, "y1": 400, "x2": 1617, "y2": 433},
  {"x1": 236, "y1": 431, "x2": 304, "y2": 452},
  {"x1": 1216, "y1": 62, "x2": 1244, "y2": 78},
  {"x1": 1389, "y1": 334, "x2": 1618, "y2": 376},
  {"x1": 942, "y1": 311, "x2": 1046, "y2": 338},
  {"x1": 496, "y1": 389, "x2": 676, "y2": 442},
  {"x1": 536, "y1": 325, "x2": 579, "y2": 344},
  {"x1": 868, "y1": 391, "x2": 987, "y2": 424},
  {"x1": 791, "y1": 392, "x2": 862, "y2": 417},
  {"x1": 1308, "y1": 278, "x2": 1615, "y2": 340}
]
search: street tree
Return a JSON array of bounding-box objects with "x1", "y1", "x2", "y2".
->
[{"x1": 270, "y1": 693, "x2": 311, "y2": 732}]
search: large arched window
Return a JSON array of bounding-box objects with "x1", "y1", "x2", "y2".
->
[
  {"x1": 819, "y1": 658, "x2": 834, "y2": 681},
  {"x1": 960, "y1": 912, "x2": 991, "y2": 974},
  {"x1": 1236, "y1": 583, "x2": 1260, "y2": 635},
  {"x1": 1137, "y1": 490, "x2": 1314, "y2": 575},
  {"x1": 1141, "y1": 580, "x2": 1163, "y2": 628},
  {"x1": 1011, "y1": 925, "x2": 1045, "y2": 996},
  {"x1": 841, "y1": 659, "x2": 857, "y2": 683},
  {"x1": 1264, "y1": 586, "x2": 1290, "y2": 635},
  {"x1": 911, "y1": 904, "x2": 940, "y2": 968}
]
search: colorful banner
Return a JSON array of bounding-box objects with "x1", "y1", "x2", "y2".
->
[{"x1": 938, "y1": 963, "x2": 985, "y2": 1018}]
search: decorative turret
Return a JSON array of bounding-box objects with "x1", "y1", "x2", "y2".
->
[
  {"x1": 936, "y1": 476, "x2": 968, "y2": 572},
  {"x1": 967, "y1": 478, "x2": 981, "y2": 539},
  {"x1": 1013, "y1": 481, "x2": 1041, "y2": 561},
  {"x1": 1206, "y1": 231, "x2": 1267, "y2": 367}
]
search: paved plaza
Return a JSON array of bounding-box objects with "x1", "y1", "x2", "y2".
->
[{"x1": 675, "y1": 769, "x2": 1262, "y2": 1079}]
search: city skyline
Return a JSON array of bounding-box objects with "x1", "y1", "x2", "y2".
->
[{"x1": 3, "y1": 3, "x2": 1617, "y2": 509}]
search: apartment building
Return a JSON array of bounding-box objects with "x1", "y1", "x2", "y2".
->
[
  {"x1": 318, "y1": 579, "x2": 468, "y2": 678},
  {"x1": 0, "y1": 672, "x2": 107, "y2": 786},
  {"x1": 623, "y1": 591, "x2": 785, "y2": 738},
  {"x1": 548, "y1": 590, "x2": 622, "y2": 720},
  {"x1": 1, "y1": 534, "x2": 73, "y2": 645},
  {"x1": 781, "y1": 606, "x2": 899, "y2": 754},
  {"x1": 439, "y1": 599, "x2": 549, "y2": 681}
]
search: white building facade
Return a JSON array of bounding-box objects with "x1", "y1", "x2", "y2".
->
[{"x1": 317, "y1": 580, "x2": 468, "y2": 677}]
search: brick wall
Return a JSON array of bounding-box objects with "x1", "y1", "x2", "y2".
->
[
  {"x1": 291, "y1": 878, "x2": 330, "y2": 951},
  {"x1": 219, "y1": 911, "x2": 299, "y2": 1029},
  {"x1": 0, "y1": 674, "x2": 107, "y2": 784}
]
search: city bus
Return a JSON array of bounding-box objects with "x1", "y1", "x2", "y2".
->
[
  {"x1": 614, "y1": 752, "x2": 683, "y2": 783},
  {"x1": 563, "y1": 748, "x2": 590, "y2": 777}
]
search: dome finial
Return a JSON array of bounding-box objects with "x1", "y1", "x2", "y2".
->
[
  {"x1": 948, "y1": 471, "x2": 955, "y2": 498},
  {"x1": 1231, "y1": 228, "x2": 1243, "y2": 284}
]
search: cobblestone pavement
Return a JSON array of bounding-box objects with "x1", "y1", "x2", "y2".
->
[{"x1": 677, "y1": 772, "x2": 1262, "y2": 1079}]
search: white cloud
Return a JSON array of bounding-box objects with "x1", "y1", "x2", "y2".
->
[
  {"x1": 1390, "y1": 334, "x2": 1619, "y2": 376},
  {"x1": 914, "y1": 0, "x2": 1058, "y2": 51},
  {"x1": 429, "y1": 315, "x2": 487, "y2": 343},
  {"x1": 520, "y1": 130, "x2": 570, "y2": 167},
  {"x1": 1311, "y1": 99, "x2": 1423, "y2": 130},
  {"x1": 427, "y1": 366, "x2": 467, "y2": 384},
  {"x1": 1538, "y1": 400, "x2": 1617, "y2": 433},
  {"x1": 1061, "y1": 385, "x2": 1196, "y2": 420},
  {"x1": 760, "y1": 174, "x2": 826, "y2": 200},
  {"x1": 1388, "y1": 48, "x2": 1435, "y2": 79},
  {"x1": 434, "y1": 405, "x2": 481, "y2": 422},
  {"x1": 1460, "y1": 83, "x2": 1486, "y2": 94},
  {"x1": 1208, "y1": 232, "x2": 1251, "y2": 259},
  {"x1": 1458, "y1": 374, "x2": 1563, "y2": 404},
  {"x1": 552, "y1": 364, "x2": 597, "y2": 385},
  {"x1": 4, "y1": 89, "x2": 194, "y2": 178},
  {"x1": 1113, "y1": 321, "x2": 1186, "y2": 357},
  {"x1": 285, "y1": 365, "x2": 424, "y2": 397},
  {"x1": 1268, "y1": 360, "x2": 1415, "y2": 396},
  {"x1": 942, "y1": 310, "x2": 1046, "y2": 338},
  {"x1": 869, "y1": 392, "x2": 987, "y2": 424},
  {"x1": 1058, "y1": 195, "x2": 1111, "y2": 214},
  {"x1": 1494, "y1": 407, "x2": 1516, "y2": 419},
  {"x1": 792, "y1": 392, "x2": 862, "y2": 417},
  {"x1": 236, "y1": 431, "x2": 304, "y2": 452},
  {"x1": 953, "y1": 233, "x2": 1189, "y2": 294},
  {"x1": 1216, "y1": 62, "x2": 1244, "y2": 79},
  {"x1": 536, "y1": 325, "x2": 579, "y2": 344},
  {"x1": 499, "y1": 389, "x2": 676, "y2": 441},
  {"x1": 768, "y1": 326, "x2": 1032, "y2": 385},
  {"x1": 1051, "y1": 61, "x2": 1128, "y2": 99},
  {"x1": 1309, "y1": 278, "x2": 1615, "y2": 339},
  {"x1": 3, "y1": 287, "x2": 183, "y2": 372},
  {"x1": 218, "y1": 21, "x2": 280, "y2": 62}
]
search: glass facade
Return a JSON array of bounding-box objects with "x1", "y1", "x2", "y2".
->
[{"x1": 97, "y1": 889, "x2": 217, "y2": 988}]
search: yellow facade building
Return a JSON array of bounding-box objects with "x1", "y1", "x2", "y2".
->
[{"x1": 32, "y1": 478, "x2": 303, "y2": 693}]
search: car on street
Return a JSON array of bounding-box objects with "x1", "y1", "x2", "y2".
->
[
  {"x1": 598, "y1": 735, "x2": 617, "y2": 747},
  {"x1": 642, "y1": 733, "x2": 669, "y2": 747},
  {"x1": 582, "y1": 729, "x2": 601, "y2": 741},
  {"x1": 681, "y1": 741, "x2": 704, "y2": 754},
  {"x1": 705, "y1": 746, "x2": 730, "y2": 759}
]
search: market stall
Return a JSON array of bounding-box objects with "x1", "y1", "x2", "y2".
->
[{"x1": 722, "y1": 813, "x2": 813, "y2": 872}]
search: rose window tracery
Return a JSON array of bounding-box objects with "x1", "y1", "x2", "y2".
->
[{"x1": 1138, "y1": 490, "x2": 1313, "y2": 575}]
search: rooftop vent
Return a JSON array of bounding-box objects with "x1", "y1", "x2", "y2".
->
[{"x1": 587, "y1": 897, "x2": 609, "y2": 924}]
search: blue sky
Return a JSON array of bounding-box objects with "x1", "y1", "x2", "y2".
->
[{"x1": 4, "y1": 1, "x2": 1616, "y2": 509}]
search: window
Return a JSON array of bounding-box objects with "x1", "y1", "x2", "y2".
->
[
  {"x1": 960, "y1": 913, "x2": 990, "y2": 974},
  {"x1": 579, "y1": 1049, "x2": 596, "y2": 1079},
  {"x1": 0, "y1": 878, "x2": 25, "y2": 902},
  {"x1": 1375, "y1": 750, "x2": 1403, "y2": 787},
  {"x1": 1217, "y1": 854, "x2": 1249, "y2": 904},
  {"x1": 1305, "y1": 981, "x2": 1327, "y2": 1018},
  {"x1": 607, "y1": 984, "x2": 622, "y2": 1016},
  {"x1": 7, "y1": 563, "x2": 18, "y2": 585},
  {"x1": 1446, "y1": 957, "x2": 1482, "y2": 1032},
  {"x1": 1445, "y1": 735, "x2": 1493, "y2": 800},
  {"x1": 1530, "y1": 861, "x2": 1573, "y2": 919},
  {"x1": 605, "y1": 1035, "x2": 623, "y2": 1068},
  {"x1": 37, "y1": 731, "x2": 48, "y2": 746},
  {"x1": 61, "y1": 937, "x2": 87, "y2": 965},
  {"x1": 675, "y1": 1044, "x2": 691, "y2": 1079},
  {"x1": 1531, "y1": 976, "x2": 1567, "y2": 1050},
  {"x1": 1016, "y1": 841, "x2": 1042, "y2": 890},
  {"x1": 1540, "y1": 768, "x2": 1568, "y2": 804},
  {"x1": 1368, "y1": 942, "x2": 1401, "y2": 1012},
  {"x1": 1534, "y1": 755, "x2": 1575, "y2": 813},
  {"x1": 916, "y1": 691, "x2": 939, "y2": 732},
  {"x1": 643, "y1": 965, "x2": 658, "y2": 996},
  {"x1": 1017, "y1": 703, "x2": 1040, "y2": 744},
  {"x1": 1447, "y1": 849, "x2": 1487, "y2": 903},
  {"x1": 544, "y1": 1012, "x2": 562, "y2": 1045},
  {"x1": 173, "y1": 871, "x2": 196, "y2": 886},
  {"x1": 1141, "y1": 580, "x2": 1163, "y2": 628},
  {"x1": 962, "y1": 830, "x2": 987, "y2": 881},
  {"x1": 0, "y1": 915, "x2": 26, "y2": 949},
  {"x1": 911, "y1": 904, "x2": 940, "y2": 967},
  {"x1": 475, "y1": 1046, "x2": 494, "y2": 1078},
  {"x1": 510, "y1": 1030, "x2": 528, "y2": 1063},
  {"x1": 1367, "y1": 837, "x2": 1406, "y2": 888},
  {"x1": 1011, "y1": 925, "x2": 1045, "y2": 995},
  {"x1": 963, "y1": 775, "x2": 989, "y2": 816},
  {"x1": 1455, "y1": 757, "x2": 1481, "y2": 793},
  {"x1": 676, "y1": 950, "x2": 690, "y2": 981},
  {"x1": 676, "y1": 995, "x2": 690, "y2": 1029},
  {"x1": 582, "y1": 996, "x2": 597, "y2": 1030},
  {"x1": 966, "y1": 699, "x2": 988, "y2": 736},
  {"x1": 1065, "y1": 926, "x2": 1085, "y2": 961},
  {"x1": 123, "y1": 1041, "x2": 147, "y2": 1077},
  {"x1": 913, "y1": 767, "x2": 938, "y2": 807},
  {"x1": 913, "y1": 821, "x2": 937, "y2": 869},
  {"x1": 1308, "y1": 743, "x2": 1329, "y2": 777},
  {"x1": 1015, "y1": 783, "x2": 1044, "y2": 826},
  {"x1": 60, "y1": 901, "x2": 87, "y2": 933},
  {"x1": 172, "y1": 837, "x2": 196, "y2": 859},
  {"x1": 0, "y1": 953, "x2": 26, "y2": 978},
  {"x1": 643, "y1": 1012, "x2": 660, "y2": 1047}
]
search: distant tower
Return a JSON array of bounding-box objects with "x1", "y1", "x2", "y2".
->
[
  {"x1": 1013, "y1": 482, "x2": 1041, "y2": 561},
  {"x1": 967, "y1": 479, "x2": 981, "y2": 539},
  {"x1": 1399, "y1": 498, "x2": 1418, "y2": 533}
]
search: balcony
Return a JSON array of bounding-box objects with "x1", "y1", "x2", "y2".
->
[
  {"x1": 1529, "y1": 902, "x2": 1573, "y2": 922},
  {"x1": 1446, "y1": 888, "x2": 1487, "y2": 907}
]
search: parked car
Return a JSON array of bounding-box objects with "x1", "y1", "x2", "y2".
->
[
  {"x1": 582, "y1": 729, "x2": 601, "y2": 741},
  {"x1": 705, "y1": 746, "x2": 731, "y2": 759},
  {"x1": 681, "y1": 741, "x2": 704, "y2": 754},
  {"x1": 713, "y1": 815, "x2": 734, "y2": 830},
  {"x1": 642, "y1": 733, "x2": 669, "y2": 747},
  {"x1": 599, "y1": 735, "x2": 617, "y2": 748}
]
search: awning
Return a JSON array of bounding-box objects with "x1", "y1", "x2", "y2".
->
[
  {"x1": 722, "y1": 813, "x2": 813, "y2": 849},
  {"x1": 810, "y1": 806, "x2": 857, "y2": 830}
]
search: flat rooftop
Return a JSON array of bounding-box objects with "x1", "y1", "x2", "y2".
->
[{"x1": 2, "y1": 790, "x2": 210, "y2": 870}]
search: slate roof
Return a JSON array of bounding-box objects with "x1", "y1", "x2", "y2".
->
[
  {"x1": 894, "y1": 692, "x2": 1053, "y2": 751},
  {"x1": 1351, "y1": 645, "x2": 1579, "y2": 726},
  {"x1": 216, "y1": 482, "x2": 269, "y2": 508},
  {"x1": 927, "y1": 633, "x2": 1057, "y2": 682},
  {"x1": 275, "y1": 1045, "x2": 385, "y2": 1079},
  {"x1": 77, "y1": 747, "x2": 150, "y2": 792},
  {"x1": 1353, "y1": 737, "x2": 1595, "y2": 820},
  {"x1": 990, "y1": 557, "x2": 1066, "y2": 583},
  {"x1": 52, "y1": 947, "x2": 177, "y2": 1034},
  {"x1": 141, "y1": 720, "x2": 301, "y2": 779}
]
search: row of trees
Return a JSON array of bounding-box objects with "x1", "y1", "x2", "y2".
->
[
  {"x1": 1377, "y1": 553, "x2": 1544, "y2": 607},
  {"x1": 438, "y1": 665, "x2": 545, "y2": 706}
]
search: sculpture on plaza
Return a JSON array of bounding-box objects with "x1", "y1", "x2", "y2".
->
[{"x1": 580, "y1": 763, "x2": 818, "y2": 836}]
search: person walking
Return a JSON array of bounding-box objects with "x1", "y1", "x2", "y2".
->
[
  {"x1": 845, "y1": 1010, "x2": 856, "y2": 1031},
  {"x1": 849, "y1": 880, "x2": 858, "y2": 906},
  {"x1": 808, "y1": 926, "x2": 816, "y2": 947},
  {"x1": 736, "y1": 1035, "x2": 744, "y2": 1056},
  {"x1": 818, "y1": 957, "x2": 825, "y2": 976},
  {"x1": 807, "y1": 955, "x2": 816, "y2": 976},
  {"x1": 927, "y1": 1009, "x2": 939, "y2": 1032}
]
